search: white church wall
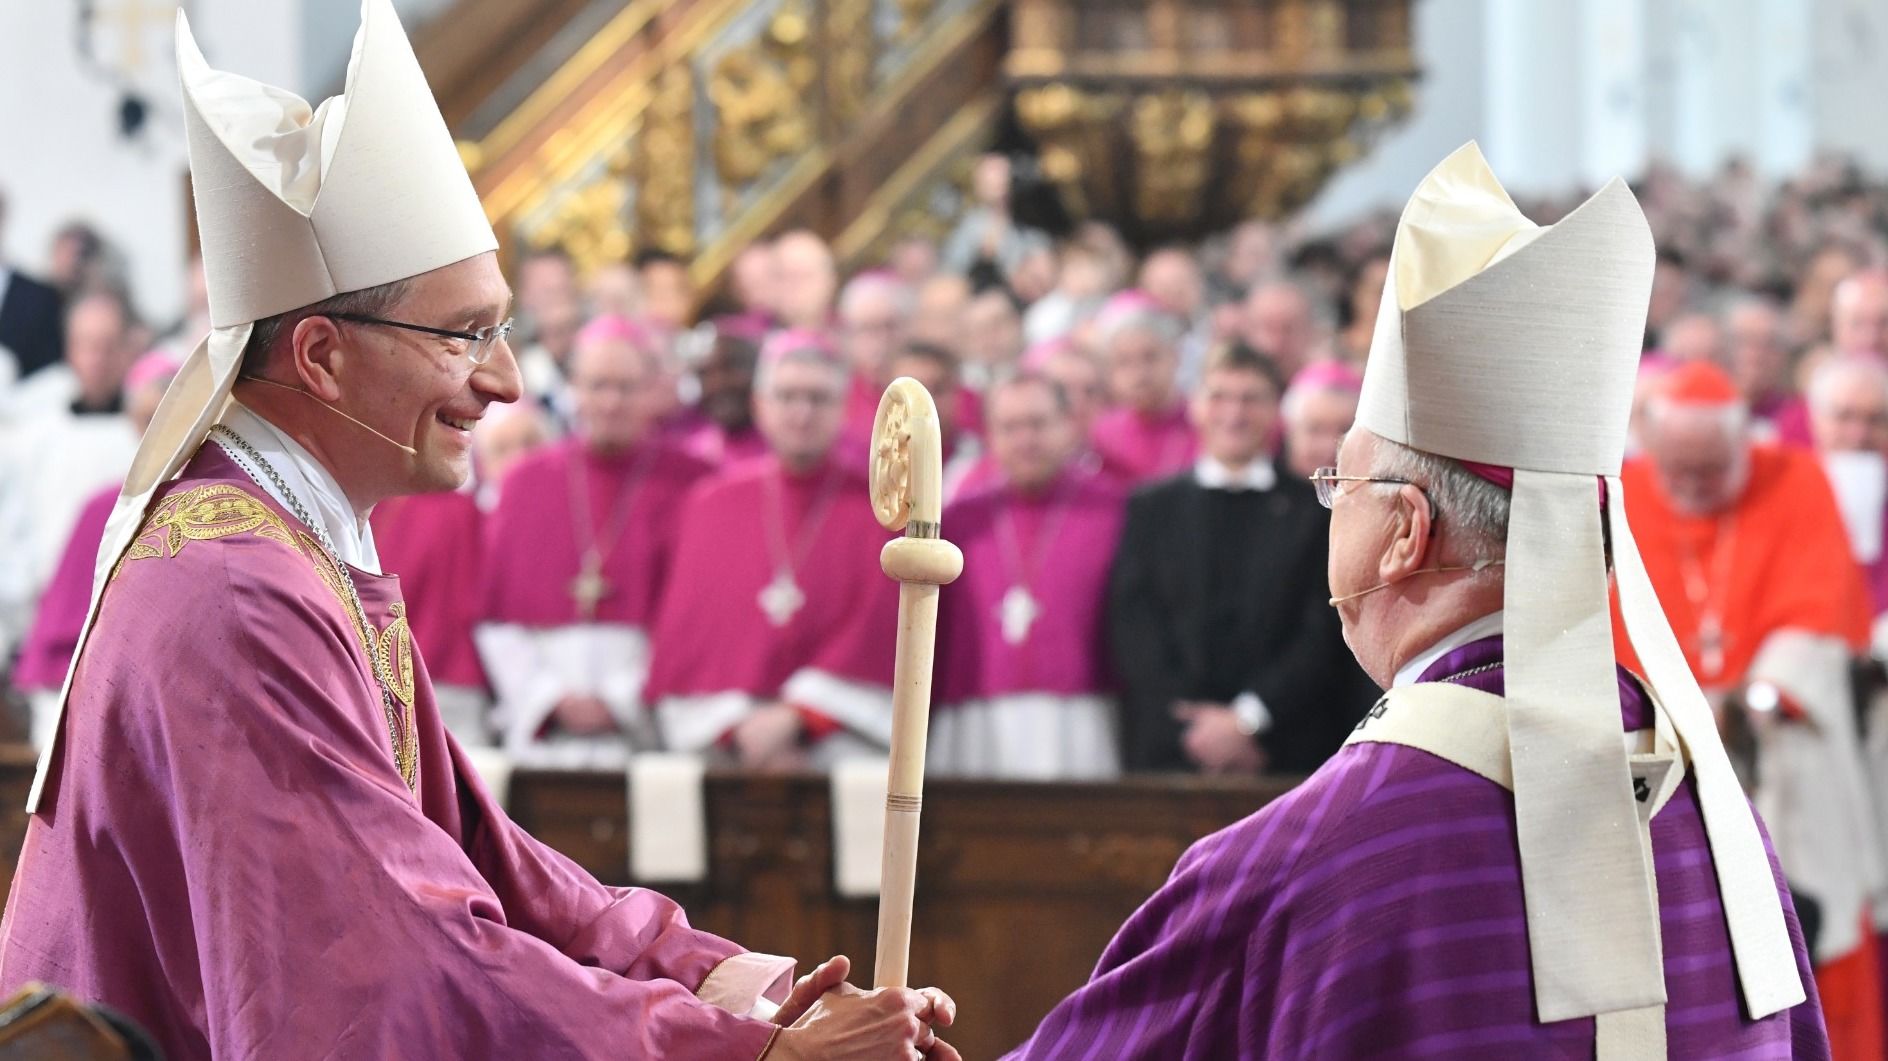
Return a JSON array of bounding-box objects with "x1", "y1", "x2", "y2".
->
[
  {"x1": 0, "y1": 0, "x2": 192, "y2": 324},
  {"x1": 1812, "y1": 0, "x2": 1888, "y2": 175}
]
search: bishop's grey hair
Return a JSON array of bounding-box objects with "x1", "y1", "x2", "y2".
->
[{"x1": 1365, "y1": 436, "x2": 1510, "y2": 563}]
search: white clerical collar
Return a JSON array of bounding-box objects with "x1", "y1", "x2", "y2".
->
[
  {"x1": 1194, "y1": 455, "x2": 1277, "y2": 492},
  {"x1": 1392, "y1": 609, "x2": 1505, "y2": 689},
  {"x1": 219, "y1": 401, "x2": 381, "y2": 574}
]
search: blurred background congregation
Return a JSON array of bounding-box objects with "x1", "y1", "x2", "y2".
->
[{"x1": 8, "y1": 0, "x2": 1888, "y2": 1051}]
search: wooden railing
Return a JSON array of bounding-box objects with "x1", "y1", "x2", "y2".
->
[{"x1": 509, "y1": 768, "x2": 1295, "y2": 1058}]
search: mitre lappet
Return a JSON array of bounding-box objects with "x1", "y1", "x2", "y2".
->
[
  {"x1": 1355, "y1": 143, "x2": 1804, "y2": 1028},
  {"x1": 29, "y1": 0, "x2": 498, "y2": 809}
]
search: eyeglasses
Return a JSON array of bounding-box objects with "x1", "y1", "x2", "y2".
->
[
  {"x1": 328, "y1": 312, "x2": 514, "y2": 366},
  {"x1": 1309, "y1": 466, "x2": 1418, "y2": 510}
]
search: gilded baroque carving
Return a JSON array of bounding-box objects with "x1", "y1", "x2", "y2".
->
[
  {"x1": 894, "y1": 0, "x2": 936, "y2": 44},
  {"x1": 827, "y1": 0, "x2": 879, "y2": 129},
  {"x1": 638, "y1": 64, "x2": 700, "y2": 255},
  {"x1": 524, "y1": 148, "x2": 634, "y2": 278},
  {"x1": 1015, "y1": 84, "x2": 1124, "y2": 219},
  {"x1": 1128, "y1": 89, "x2": 1215, "y2": 224},
  {"x1": 1006, "y1": 0, "x2": 1415, "y2": 237},
  {"x1": 709, "y1": 3, "x2": 816, "y2": 198}
]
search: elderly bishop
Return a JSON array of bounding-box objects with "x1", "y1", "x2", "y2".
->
[
  {"x1": 0, "y1": 6, "x2": 956, "y2": 1060},
  {"x1": 646, "y1": 331, "x2": 901, "y2": 768},
  {"x1": 479, "y1": 315, "x2": 714, "y2": 767},
  {"x1": 1006, "y1": 144, "x2": 1825, "y2": 1058}
]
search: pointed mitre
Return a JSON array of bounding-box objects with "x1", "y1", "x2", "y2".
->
[
  {"x1": 28, "y1": 0, "x2": 497, "y2": 812},
  {"x1": 1355, "y1": 143, "x2": 1804, "y2": 1026}
]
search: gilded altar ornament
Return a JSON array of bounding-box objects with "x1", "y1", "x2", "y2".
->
[
  {"x1": 1128, "y1": 89, "x2": 1214, "y2": 224},
  {"x1": 826, "y1": 0, "x2": 878, "y2": 129},
  {"x1": 636, "y1": 63, "x2": 698, "y2": 255},
  {"x1": 709, "y1": 0, "x2": 817, "y2": 201},
  {"x1": 894, "y1": 0, "x2": 936, "y2": 44},
  {"x1": 525, "y1": 163, "x2": 634, "y2": 279}
]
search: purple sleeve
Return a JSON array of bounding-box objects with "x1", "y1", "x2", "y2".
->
[
  {"x1": 162, "y1": 555, "x2": 780, "y2": 1060},
  {"x1": 449, "y1": 736, "x2": 792, "y2": 1003}
]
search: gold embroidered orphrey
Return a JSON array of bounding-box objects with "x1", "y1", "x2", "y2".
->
[{"x1": 113, "y1": 482, "x2": 420, "y2": 788}]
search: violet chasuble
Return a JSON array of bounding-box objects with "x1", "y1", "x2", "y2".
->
[
  {"x1": 0, "y1": 446, "x2": 791, "y2": 1060},
  {"x1": 1002, "y1": 638, "x2": 1827, "y2": 1059}
]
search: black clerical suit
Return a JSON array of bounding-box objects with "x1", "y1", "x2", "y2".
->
[
  {"x1": 1107, "y1": 459, "x2": 1377, "y2": 773},
  {"x1": 0, "y1": 269, "x2": 63, "y2": 378}
]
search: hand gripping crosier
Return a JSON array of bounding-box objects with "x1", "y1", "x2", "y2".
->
[{"x1": 867, "y1": 377, "x2": 964, "y2": 989}]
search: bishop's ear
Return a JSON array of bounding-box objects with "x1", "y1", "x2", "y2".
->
[
  {"x1": 288, "y1": 314, "x2": 349, "y2": 402},
  {"x1": 1377, "y1": 482, "x2": 1434, "y2": 584}
]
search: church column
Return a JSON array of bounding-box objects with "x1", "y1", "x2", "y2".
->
[
  {"x1": 1809, "y1": 0, "x2": 1888, "y2": 174},
  {"x1": 1576, "y1": 0, "x2": 1648, "y2": 189},
  {"x1": 1668, "y1": 0, "x2": 1764, "y2": 177},
  {"x1": 1481, "y1": 0, "x2": 1581, "y2": 196},
  {"x1": 1752, "y1": 0, "x2": 1813, "y2": 179}
]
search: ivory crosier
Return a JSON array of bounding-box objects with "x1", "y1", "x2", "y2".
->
[{"x1": 869, "y1": 377, "x2": 964, "y2": 989}]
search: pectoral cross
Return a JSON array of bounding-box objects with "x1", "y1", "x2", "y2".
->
[
  {"x1": 758, "y1": 569, "x2": 806, "y2": 627},
  {"x1": 998, "y1": 584, "x2": 1041, "y2": 646},
  {"x1": 569, "y1": 551, "x2": 612, "y2": 620}
]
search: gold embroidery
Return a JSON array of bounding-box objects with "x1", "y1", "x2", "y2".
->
[
  {"x1": 113, "y1": 484, "x2": 300, "y2": 579},
  {"x1": 297, "y1": 531, "x2": 419, "y2": 788},
  {"x1": 116, "y1": 482, "x2": 420, "y2": 790},
  {"x1": 378, "y1": 604, "x2": 417, "y2": 709}
]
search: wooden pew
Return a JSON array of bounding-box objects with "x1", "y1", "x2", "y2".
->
[{"x1": 509, "y1": 770, "x2": 1298, "y2": 1059}]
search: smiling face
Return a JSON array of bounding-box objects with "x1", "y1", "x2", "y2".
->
[
  {"x1": 1192, "y1": 364, "x2": 1280, "y2": 468},
  {"x1": 319, "y1": 252, "x2": 521, "y2": 499}
]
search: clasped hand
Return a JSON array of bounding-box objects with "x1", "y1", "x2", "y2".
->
[{"x1": 768, "y1": 955, "x2": 960, "y2": 1061}]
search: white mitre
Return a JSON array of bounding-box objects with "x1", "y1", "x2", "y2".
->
[
  {"x1": 28, "y1": 0, "x2": 497, "y2": 811},
  {"x1": 1357, "y1": 142, "x2": 1804, "y2": 1028}
]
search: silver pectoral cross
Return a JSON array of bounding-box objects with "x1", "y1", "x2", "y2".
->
[
  {"x1": 758, "y1": 569, "x2": 807, "y2": 627},
  {"x1": 998, "y1": 584, "x2": 1042, "y2": 646}
]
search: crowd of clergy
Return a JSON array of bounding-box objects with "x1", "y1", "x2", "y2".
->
[{"x1": 14, "y1": 149, "x2": 1888, "y2": 1050}]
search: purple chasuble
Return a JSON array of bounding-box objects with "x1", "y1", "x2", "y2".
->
[
  {"x1": 0, "y1": 447, "x2": 788, "y2": 1060},
  {"x1": 370, "y1": 489, "x2": 487, "y2": 689},
  {"x1": 935, "y1": 466, "x2": 1125, "y2": 703},
  {"x1": 13, "y1": 483, "x2": 115, "y2": 690},
  {"x1": 643, "y1": 455, "x2": 898, "y2": 713},
  {"x1": 482, "y1": 436, "x2": 713, "y2": 627},
  {"x1": 1004, "y1": 636, "x2": 1830, "y2": 1059},
  {"x1": 1090, "y1": 404, "x2": 1197, "y2": 485}
]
